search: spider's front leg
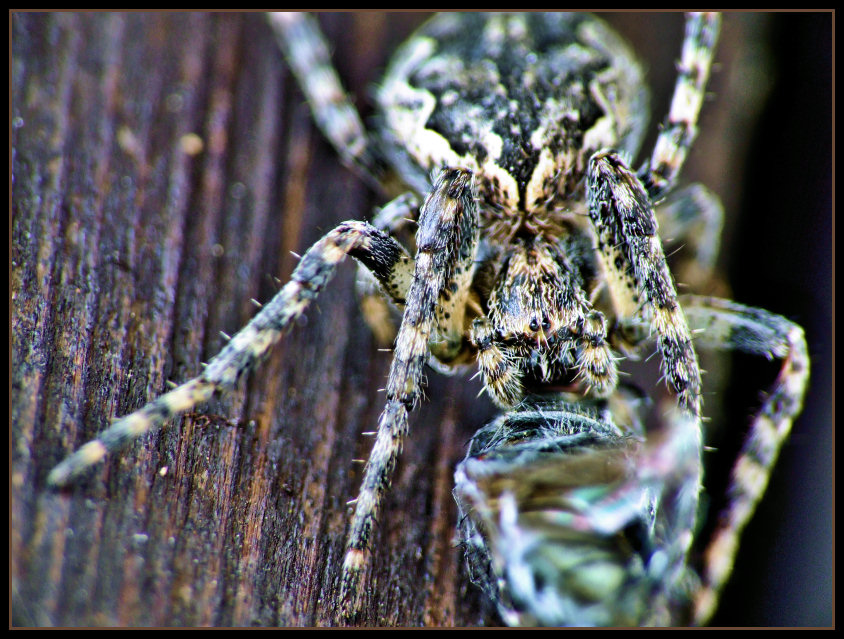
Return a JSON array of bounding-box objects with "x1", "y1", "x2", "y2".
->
[
  {"x1": 588, "y1": 151, "x2": 702, "y2": 418},
  {"x1": 582, "y1": 152, "x2": 705, "y2": 600},
  {"x1": 586, "y1": 11, "x2": 719, "y2": 411},
  {"x1": 340, "y1": 168, "x2": 479, "y2": 620},
  {"x1": 48, "y1": 221, "x2": 415, "y2": 486}
]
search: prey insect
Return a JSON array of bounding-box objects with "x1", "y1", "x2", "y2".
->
[{"x1": 47, "y1": 12, "x2": 809, "y2": 626}]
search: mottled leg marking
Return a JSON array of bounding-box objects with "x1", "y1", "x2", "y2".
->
[
  {"x1": 267, "y1": 12, "x2": 381, "y2": 184},
  {"x1": 588, "y1": 151, "x2": 702, "y2": 417},
  {"x1": 47, "y1": 379, "x2": 216, "y2": 486},
  {"x1": 640, "y1": 12, "x2": 721, "y2": 199},
  {"x1": 340, "y1": 168, "x2": 479, "y2": 619},
  {"x1": 356, "y1": 192, "x2": 421, "y2": 345},
  {"x1": 682, "y1": 296, "x2": 810, "y2": 625},
  {"x1": 48, "y1": 221, "x2": 413, "y2": 487}
]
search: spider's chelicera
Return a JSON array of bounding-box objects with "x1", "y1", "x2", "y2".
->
[{"x1": 49, "y1": 13, "x2": 809, "y2": 627}]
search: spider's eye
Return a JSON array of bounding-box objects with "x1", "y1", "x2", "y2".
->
[{"x1": 529, "y1": 318, "x2": 540, "y2": 332}]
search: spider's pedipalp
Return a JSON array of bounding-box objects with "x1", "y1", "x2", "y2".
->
[
  {"x1": 471, "y1": 317, "x2": 524, "y2": 408},
  {"x1": 576, "y1": 309, "x2": 618, "y2": 396}
]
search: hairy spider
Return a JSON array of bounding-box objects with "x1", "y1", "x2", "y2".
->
[{"x1": 45, "y1": 12, "x2": 809, "y2": 626}]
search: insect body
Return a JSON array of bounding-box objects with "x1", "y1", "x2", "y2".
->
[
  {"x1": 47, "y1": 12, "x2": 809, "y2": 626},
  {"x1": 453, "y1": 393, "x2": 694, "y2": 627}
]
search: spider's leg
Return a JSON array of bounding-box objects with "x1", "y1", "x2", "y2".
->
[
  {"x1": 640, "y1": 12, "x2": 721, "y2": 199},
  {"x1": 47, "y1": 221, "x2": 414, "y2": 487},
  {"x1": 581, "y1": 152, "x2": 704, "y2": 588},
  {"x1": 588, "y1": 151, "x2": 702, "y2": 417},
  {"x1": 682, "y1": 296, "x2": 810, "y2": 625},
  {"x1": 356, "y1": 192, "x2": 421, "y2": 345},
  {"x1": 656, "y1": 184, "x2": 725, "y2": 289},
  {"x1": 340, "y1": 168, "x2": 479, "y2": 619},
  {"x1": 369, "y1": 191, "x2": 422, "y2": 232},
  {"x1": 267, "y1": 12, "x2": 382, "y2": 186}
]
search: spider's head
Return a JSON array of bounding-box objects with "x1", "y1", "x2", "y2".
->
[{"x1": 486, "y1": 237, "x2": 584, "y2": 385}]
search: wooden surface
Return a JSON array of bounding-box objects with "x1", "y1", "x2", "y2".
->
[{"x1": 12, "y1": 12, "x2": 831, "y2": 627}]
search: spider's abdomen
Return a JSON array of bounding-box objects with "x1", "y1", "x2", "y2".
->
[{"x1": 377, "y1": 13, "x2": 649, "y2": 220}]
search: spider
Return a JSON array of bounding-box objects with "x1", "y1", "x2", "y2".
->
[{"x1": 45, "y1": 12, "x2": 809, "y2": 626}]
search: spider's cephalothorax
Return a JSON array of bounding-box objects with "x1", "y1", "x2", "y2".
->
[
  {"x1": 375, "y1": 13, "x2": 649, "y2": 237},
  {"x1": 48, "y1": 13, "x2": 809, "y2": 627}
]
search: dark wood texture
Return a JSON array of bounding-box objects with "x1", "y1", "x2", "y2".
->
[{"x1": 12, "y1": 12, "x2": 830, "y2": 627}]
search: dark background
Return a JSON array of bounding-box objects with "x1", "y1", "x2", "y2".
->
[
  {"x1": 705, "y1": 13, "x2": 832, "y2": 628},
  {"x1": 11, "y1": 12, "x2": 831, "y2": 627}
]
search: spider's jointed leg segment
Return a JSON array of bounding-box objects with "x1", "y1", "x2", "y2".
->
[
  {"x1": 588, "y1": 151, "x2": 702, "y2": 417},
  {"x1": 641, "y1": 12, "x2": 721, "y2": 199},
  {"x1": 268, "y1": 12, "x2": 380, "y2": 183},
  {"x1": 355, "y1": 193, "x2": 423, "y2": 346},
  {"x1": 48, "y1": 221, "x2": 414, "y2": 487},
  {"x1": 341, "y1": 168, "x2": 480, "y2": 617},
  {"x1": 682, "y1": 296, "x2": 810, "y2": 625}
]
